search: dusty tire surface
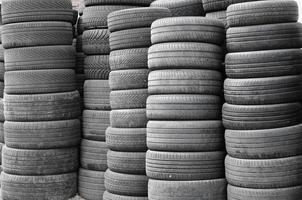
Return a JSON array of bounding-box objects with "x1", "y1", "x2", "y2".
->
[
  {"x1": 109, "y1": 69, "x2": 148, "y2": 90},
  {"x1": 103, "y1": 191, "x2": 148, "y2": 200},
  {"x1": 110, "y1": 109, "x2": 147, "y2": 128},
  {"x1": 110, "y1": 48, "x2": 148, "y2": 70},
  {"x1": 84, "y1": 55, "x2": 110, "y2": 80},
  {"x1": 82, "y1": 29, "x2": 110, "y2": 55},
  {"x1": 110, "y1": 89, "x2": 148, "y2": 109},
  {"x1": 83, "y1": 80, "x2": 110, "y2": 110}
]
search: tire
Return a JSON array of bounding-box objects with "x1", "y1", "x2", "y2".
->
[
  {"x1": 148, "y1": 178, "x2": 227, "y2": 200},
  {"x1": 0, "y1": 45, "x2": 4, "y2": 61},
  {"x1": 0, "y1": 122, "x2": 4, "y2": 143},
  {"x1": 147, "y1": 120, "x2": 224, "y2": 151},
  {"x1": 78, "y1": 168, "x2": 105, "y2": 200},
  {"x1": 225, "y1": 155, "x2": 302, "y2": 189},
  {"x1": 4, "y1": 46, "x2": 76, "y2": 71},
  {"x1": 0, "y1": 63, "x2": 4, "y2": 81},
  {"x1": 0, "y1": 99, "x2": 4, "y2": 122},
  {"x1": 110, "y1": 48, "x2": 148, "y2": 70},
  {"x1": 146, "y1": 150, "x2": 225, "y2": 180},
  {"x1": 83, "y1": 80, "x2": 110, "y2": 110},
  {"x1": 226, "y1": 22, "x2": 302, "y2": 52},
  {"x1": 2, "y1": 21, "x2": 73, "y2": 49},
  {"x1": 2, "y1": 146, "x2": 78, "y2": 175},
  {"x1": 225, "y1": 123, "x2": 302, "y2": 159},
  {"x1": 4, "y1": 69, "x2": 77, "y2": 94},
  {"x1": 82, "y1": 29, "x2": 110, "y2": 55},
  {"x1": 1, "y1": 172, "x2": 77, "y2": 200},
  {"x1": 110, "y1": 109, "x2": 147, "y2": 128},
  {"x1": 84, "y1": 55, "x2": 110, "y2": 80},
  {"x1": 103, "y1": 191, "x2": 148, "y2": 200},
  {"x1": 202, "y1": 0, "x2": 262, "y2": 12},
  {"x1": 4, "y1": 91, "x2": 81, "y2": 122},
  {"x1": 1, "y1": 0, "x2": 73, "y2": 24},
  {"x1": 105, "y1": 169, "x2": 148, "y2": 196},
  {"x1": 108, "y1": 7, "x2": 171, "y2": 32},
  {"x1": 147, "y1": 95, "x2": 222, "y2": 120},
  {"x1": 76, "y1": 52, "x2": 86, "y2": 74},
  {"x1": 110, "y1": 89, "x2": 148, "y2": 109},
  {"x1": 4, "y1": 120, "x2": 81, "y2": 149},
  {"x1": 106, "y1": 127, "x2": 147, "y2": 152},
  {"x1": 80, "y1": 139, "x2": 107, "y2": 171},
  {"x1": 227, "y1": 0, "x2": 298, "y2": 27},
  {"x1": 222, "y1": 103, "x2": 302, "y2": 130},
  {"x1": 225, "y1": 49, "x2": 302, "y2": 78},
  {"x1": 228, "y1": 184, "x2": 302, "y2": 200},
  {"x1": 109, "y1": 69, "x2": 148, "y2": 90},
  {"x1": 151, "y1": 17, "x2": 225, "y2": 45},
  {"x1": 150, "y1": 0, "x2": 204, "y2": 17},
  {"x1": 0, "y1": 82, "x2": 4, "y2": 98},
  {"x1": 148, "y1": 69, "x2": 222, "y2": 95},
  {"x1": 84, "y1": 0, "x2": 154, "y2": 6},
  {"x1": 82, "y1": 110, "x2": 110, "y2": 141},
  {"x1": 77, "y1": 16, "x2": 85, "y2": 34},
  {"x1": 205, "y1": 10, "x2": 227, "y2": 27},
  {"x1": 109, "y1": 28, "x2": 151, "y2": 51},
  {"x1": 82, "y1": 5, "x2": 137, "y2": 30},
  {"x1": 76, "y1": 35, "x2": 83, "y2": 52},
  {"x1": 224, "y1": 75, "x2": 301, "y2": 105},
  {"x1": 107, "y1": 150, "x2": 146, "y2": 174},
  {"x1": 148, "y1": 42, "x2": 224, "y2": 70}
]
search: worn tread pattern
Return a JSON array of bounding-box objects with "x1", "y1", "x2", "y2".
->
[
  {"x1": 82, "y1": 29, "x2": 110, "y2": 55},
  {"x1": 202, "y1": 0, "x2": 262, "y2": 12},
  {"x1": 110, "y1": 109, "x2": 147, "y2": 128},
  {"x1": 110, "y1": 48, "x2": 148, "y2": 70},
  {"x1": 84, "y1": 0, "x2": 153, "y2": 6},
  {"x1": 103, "y1": 191, "x2": 148, "y2": 200},
  {"x1": 110, "y1": 89, "x2": 148, "y2": 109},
  {"x1": 83, "y1": 80, "x2": 110, "y2": 110},
  {"x1": 109, "y1": 69, "x2": 148, "y2": 90},
  {"x1": 205, "y1": 10, "x2": 227, "y2": 27},
  {"x1": 84, "y1": 55, "x2": 110, "y2": 80}
]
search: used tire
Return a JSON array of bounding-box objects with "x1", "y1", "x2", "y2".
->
[
  {"x1": 110, "y1": 48, "x2": 148, "y2": 70},
  {"x1": 103, "y1": 191, "x2": 148, "y2": 200},
  {"x1": 82, "y1": 29, "x2": 110, "y2": 55},
  {"x1": 110, "y1": 109, "x2": 147, "y2": 128},
  {"x1": 202, "y1": 0, "x2": 262, "y2": 12},
  {"x1": 84, "y1": 55, "x2": 110, "y2": 80},
  {"x1": 205, "y1": 10, "x2": 227, "y2": 27},
  {"x1": 83, "y1": 80, "x2": 110, "y2": 110},
  {"x1": 84, "y1": 0, "x2": 153, "y2": 6},
  {"x1": 109, "y1": 69, "x2": 148, "y2": 90},
  {"x1": 110, "y1": 89, "x2": 148, "y2": 109}
]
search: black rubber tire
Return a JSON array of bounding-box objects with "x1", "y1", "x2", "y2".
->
[
  {"x1": 83, "y1": 80, "x2": 110, "y2": 110},
  {"x1": 226, "y1": 22, "x2": 302, "y2": 52},
  {"x1": 225, "y1": 123, "x2": 302, "y2": 159},
  {"x1": 150, "y1": 0, "x2": 204, "y2": 17},
  {"x1": 109, "y1": 69, "x2": 148, "y2": 90},
  {"x1": 4, "y1": 69, "x2": 76, "y2": 94},
  {"x1": 4, "y1": 91, "x2": 81, "y2": 122},
  {"x1": 77, "y1": 16, "x2": 85, "y2": 34},
  {"x1": 2, "y1": 146, "x2": 78, "y2": 175},
  {"x1": 78, "y1": 168, "x2": 105, "y2": 200},
  {"x1": 0, "y1": 122, "x2": 4, "y2": 143},
  {"x1": 107, "y1": 150, "x2": 146, "y2": 174},
  {"x1": 224, "y1": 75, "x2": 301, "y2": 105},
  {"x1": 147, "y1": 95, "x2": 222, "y2": 120},
  {"x1": 2, "y1": 22, "x2": 73, "y2": 49},
  {"x1": 147, "y1": 120, "x2": 224, "y2": 152},
  {"x1": 0, "y1": 99, "x2": 4, "y2": 122},
  {"x1": 82, "y1": 5, "x2": 137, "y2": 30},
  {"x1": 151, "y1": 17, "x2": 225, "y2": 45},
  {"x1": 103, "y1": 191, "x2": 148, "y2": 200},
  {"x1": 225, "y1": 49, "x2": 302, "y2": 78},
  {"x1": 82, "y1": 29, "x2": 110, "y2": 55},
  {"x1": 82, "y1": 110, "x2": 110, "y2": 142},
  {"x1": 0, "y1": 63, "x2": 4, "y2": 81},
  {"x1": 0, "y1": 82, "x2": 4, "y2": 98},
  {"x1": 148, "y1": 178, "x2": 227, "y2": 200},
  {"x1": 222, "y1": 103, "x2": 302, "y2": 130},
  {"x1": 148, "y1": 69, "x2": 222, "y2": 95},
  {"x1": 227, "y1": 0, "x2": 298, "y2": 27},
  {"x1": 110, "y1": 109, "x2": 147, "y2": 128},
  {"x1": 202, "y1": 0, "x2": 262, "y2": 12},
  {"x1": 108, "y1": 7, "x2": 171, "y2": 32},
  {"x1": 1, "y1": 0, "x2": 74, "y2": 24},
  {"x1": 110, "y1": 89, "x2": 148, "y2": 109},
  {"x1": 4, "y1": 46, "x2": 76, "y2": 71},
  {"x1": 106, "y1": 127, "x2": 147, "y2": 152},
  {"x1": 84, "y1": 55, "x2": 110, "y2": 80},
  {"x1": 4, "y1": 120, "x2": 81, "y2": 149},
  {"x1": 1, "y1": 172, "x2": 77, "y2": 200},
  {"x1": 109, "y1": 28, "x2": 151, "y2": 51},
  {"x1": 225, "y1": 155, "x2": 302, "y2": 189},
  {"x1": 80, "y1": 139, "x2": 107, "y2": 171},
  {"x1": 0, "y1": 45, "x2": 4, "y2": 61},
  {"x1": 110, "y1": 48, "x2": 148, "y2": 70},
  {"x1": 227, "y1": 184, "x2": 302, "y2": 200},
  {"x1": 205, "y1": 10, "x2": 227, "y2": 27},
  {"x1": 84, "y1": 0, "x2": 154, "y2": 6},
  {"x1": 76, "y1": 52, "x2": 86, "y2": 74},
  {"x1": 148, "y1": 42, "x2": 224, "y2": 70},
  {"x1": 105, "y1": 169, "x2": 148, "y2": 196},
  {"x1": 146, "y1": 150, "x2": 225, "y2": 180}
]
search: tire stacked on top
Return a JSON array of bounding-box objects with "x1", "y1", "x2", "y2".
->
[
  {"x1": 150, "y1": 0, "x2": 204, "y2": 17},
  {"x1": 105, "y1": 7, "x2": 171, "y2": 200},
  {"x1": 78, "y1": 1, "x2": 156, "y2": 199},
  {"x1": 0, "y1": 5, "x2": 4, "y2": 98},
  {"x1": 223, "y1": 1, "x2": 302, "y2": 199},
  {"x1": 147, "y1": 17, "x2": 227, "y2": 200},
  {"x1": 1, "y1": 0, "x2": 81, "y2": 199}
]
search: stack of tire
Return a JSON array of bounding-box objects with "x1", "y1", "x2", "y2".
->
[
  {"x1": 150, "y1": 0, "x2": 204, "y2": 16},
  {"x1": 105, "y1": 7, "x2": 171, "y2": 199},
  {"x1": 146, "y1": 17, "x2": 227, "y2": 199},
  {"x1": 223, "y1": 1, "x2": 302, "y2": 199},
  {"x1": 0, "y1": 5, "x2": 4, "y2": 98},
  {"x1": 1, "y1": 0, "x2": 81, "y2": 199}
]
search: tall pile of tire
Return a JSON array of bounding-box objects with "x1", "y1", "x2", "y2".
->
[
  {"x1": 146, "y1": 17, "x2": 227, "y2": 200},
  {"x1": 78, "y1": 1, "x2": 156, "y2": 199},
  {"x1": 150, "y1": 0, "x2": 204, "y2": 16},
  {"x1": 105, "y1": 7, "x2": 171, "y2": 199},
  {"x1": 223, "y1": 1, "x2": 302, "y2": 199},
  {"x1": 0, "y1": 0, "x2": 81, "y2": 199},
  {"x1": 0, "y1": 4, "x2": 4, "y2": 178}
]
